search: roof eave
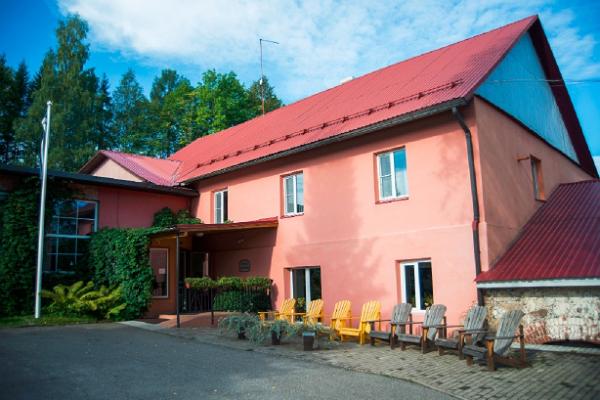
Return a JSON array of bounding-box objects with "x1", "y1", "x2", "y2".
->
[
  {"x1": 477, "y1": 278, "x2": 600, "y2": 289},
  {"x1": 180, "y1": 98, "x2": 468, "y2": 184}
]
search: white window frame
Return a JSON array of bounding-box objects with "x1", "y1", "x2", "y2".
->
[
  {"x1": 400, "y1": 260, "x2": 432, "y2": 312},
  {"x1": 46, "y1": 199, "x2": 98, "y2": 273},
  {"x1": 376, "y1": 148, "x2": 408, "y2": 201},
  {"x1": 150, "y1": 248, "x2": 169, "y2": 299},
  {"x1": 283, "y1": 172, "x2": 304, "y2": 216},
  {"x1": 289, "y1": 267, "x2": 320, "y2": 310},
  {"x1": 214, "y1": 189, "x2": 227, "y2": 223}
]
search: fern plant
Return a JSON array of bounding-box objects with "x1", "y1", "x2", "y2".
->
[{"x1": 42, "y1": 281, "x2": 126, "y2": 320}]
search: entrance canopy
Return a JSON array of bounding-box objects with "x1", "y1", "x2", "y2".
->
[{"x1": 150, "y1": 217, "x2": 278, "y2": 238}]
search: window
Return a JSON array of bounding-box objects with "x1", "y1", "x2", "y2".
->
[
  {"x1": 400, "y1": 260, "x2": 433, "y2": 311},
  {"x1": 289, "y1": 267, "x2": 321, "y2": 310},
  {"x1": 530, "y1": 157, "x2": 545, "y2": 200},
  {"x1": 283, "y1": 172, "x2": 304, "y2": 215},
  {"x1": 214, "y1": 189, "x2": 228, "y2": 223},
  {"x1": 150, "y1": 248, "x2": 168, "y2": 297},
  {"x1": 45, "y1": 200, "x2": 98, "y2": 272},
  {"x1": 377, "y1": 147, "x2": 408, "y2": 200}
]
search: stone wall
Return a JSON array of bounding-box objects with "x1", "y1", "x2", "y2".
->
[{"x1": 484, "y1": 287, "x2": 600, "y2": 344}]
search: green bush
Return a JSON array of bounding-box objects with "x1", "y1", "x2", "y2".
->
[
  {"x1": 185, "y1": 277, "x2": 217, "y2": 290},
  {"x1": 41, "y1": 281, "x2": 126, "y2": 320},
  {"x1": 213, "y1": 290, "x2": 271, "y2": 313},
  {"x1": 0, "y1": 177, "x2": 72, "y2": 316},
  {"x1": 88, "y1": 228, "x2": 156, "y2": 319},
  {"x1": 152, "y1": 207, "x2": 202, "y2": 228}
]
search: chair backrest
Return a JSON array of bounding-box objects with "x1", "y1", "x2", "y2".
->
[
  {"x1": 331, "y1": 300, "x2": 351, "y2": 330},
  {"x1": 391, "y1": 303, "x2": 412, "y2": 325},
  {"x1": 463, "y1": 305, "x2": 487, "y2": 343},
  {"x1": 423, "y1": 304, "x2": 447, "y2": 340},
  {"x1": 305, "y1": 299, "x2": 324, "y2": 324},
  {"x1": 278, "y1": 298, "x2": 296, "y2": 319},
  {"x1": 360, "y1": 300, "x2": 381, "y2": 332},
  {"x1": 494, "y1": 310, "x2": 524, "y2": 355}
]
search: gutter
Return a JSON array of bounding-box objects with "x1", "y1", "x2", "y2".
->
[
  {"x1": 182, "y1": 98, "x2": 468, "y2": 184},
  {"x1": 452, "y1": 107, "x2": 484, "y2": 306},
  {"x1": 477, "y1": 278, "x2": 600, "y2": 289}
]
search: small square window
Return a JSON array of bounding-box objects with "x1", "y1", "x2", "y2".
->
[
  {"x1": 377, "y1": 148, "x2": 408, "y2": 201},
  {"x1": 283, "y1": 172, "x2": 304, "y2": 216}
]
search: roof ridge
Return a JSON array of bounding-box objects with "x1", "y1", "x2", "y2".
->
[
  {"x1": 104, "y1": 149, "x2": 181, "y2": 165},
  {"x1": 169, "y1": 15, "x2": 538, "y2": 163}
]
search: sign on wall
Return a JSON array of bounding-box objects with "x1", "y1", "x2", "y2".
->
[{"x1": 239, "y1": 259, "x2": 251, "y2": 272}]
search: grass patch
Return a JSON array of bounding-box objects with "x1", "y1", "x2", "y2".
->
[{"x1": 0, "y1": 314, "x2": 97, "y2": 328}]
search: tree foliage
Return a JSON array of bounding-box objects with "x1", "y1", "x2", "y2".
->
[{"x1": 4, "y1": 14, "x2": 283, "y2": 170}]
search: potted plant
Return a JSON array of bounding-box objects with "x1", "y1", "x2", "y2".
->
[
  {"x1": 218, "y1": 313, "x2": 259, "y2": 340},
  {"x1": 269, "y1": 319, "x2": 297, "y2": 345},
  {"x1": 297, "y1": 322, "x2": 329, "y2": 351}
]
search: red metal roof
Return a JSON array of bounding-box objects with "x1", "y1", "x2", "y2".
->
[
  {"x1": 80, "y1": 150, "x2": 182, "y2": 186},
  {"x1": 170, "y1": 16, "x2": 538, "y2": 182},
  {"x1": 477, "y1": 180, "x2": 600, "y2": 282}
]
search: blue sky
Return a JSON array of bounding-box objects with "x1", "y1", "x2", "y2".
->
[{"x1": 1, "y1": 0, "x2": 599, "y2": 161}]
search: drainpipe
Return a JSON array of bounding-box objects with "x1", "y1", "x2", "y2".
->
[
  {"x1": 452, "y1": 107, "x2": 483, "y2": 306},
  {"x1": 176, "y1": 231, "x2": 180, "y2": 328}
]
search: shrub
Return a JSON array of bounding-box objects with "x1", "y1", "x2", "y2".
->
[
  {"x1": 217, "y1": 276, "x2": 244, "y2": 290},
  {"x1": 88, "y1": 228, "x2": 156, "y2": 319},
  {"x1": 152, "y1": 207, "x2": 202, "y2": 228},
  {"x1": 213, "y1": 290, "x2": 271, "y2": 313},
  {"x1": 41, "y1": 281, "x2": 126, "y2": 320},
  {"x1": 185, "y1": 277, "x2": 217, "y2": 290}
]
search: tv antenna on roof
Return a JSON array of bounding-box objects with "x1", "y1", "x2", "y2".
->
[{"x1": 259, "y1": 38, "x2": 279, "y2": 116}]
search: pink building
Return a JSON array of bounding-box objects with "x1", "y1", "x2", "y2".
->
[{"x1": 2, "y1": 16, "x2": 598, "y2": 342}]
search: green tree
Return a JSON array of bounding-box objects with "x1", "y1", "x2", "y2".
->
[
  {"x1": 14, "y1": 15, "x2": 105, "y2": 171},
  {"x1": 112, "y1": 69, "x2": 152, "y2": 154},
  {"x1": 0, "y1": 57, "x2": 29, "y2": 163},
  {"x1": 91, "y1": 74, "x2": 113, "y2": 150},
  {"x1": 183, "y1": 70, "x2": 252, "y2": 141},
  {"x1": 149, "y1": 69, "x2": 193, "y2": 156},
  {"x1": 247, "y1": 76, "x2": 283, "y2": 117}
]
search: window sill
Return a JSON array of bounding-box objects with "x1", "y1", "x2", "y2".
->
[
  {"x1": 376, "y1": 195, "x2": 409, "y2": 205},
  {"x1": 281, "y1": 213, "x2": 304, "y2": 219}
]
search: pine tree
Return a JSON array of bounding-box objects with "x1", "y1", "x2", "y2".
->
[
  {"x1": 14, "y1": 15, "x2": 102, "y2": 171},
  {"x1": 247, "y1": 76, "x2": 283, "y2": 117},
  {"x1": 149, "y1": 69, "x2": 193, "y2": 157},
  {"x1": 0, "y1": 57, "x2": 30, "y2": 163},
  {"x1": 112, "y1": 69, "x2": 151, "y2": 154}
]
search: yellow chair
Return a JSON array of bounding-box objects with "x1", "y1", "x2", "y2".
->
[
  {"x1": 338, "y1": 301, "x2": 381, "y2": 345},
  {"x1": 329, "y1": 300, "x2": 352, "y2": 337},
  {"x1": 292, "y1": 299, "x2": 324, "y2": 325},
  {"x1": 258, "y1": 298, "x2": 296, "y2": 323}
]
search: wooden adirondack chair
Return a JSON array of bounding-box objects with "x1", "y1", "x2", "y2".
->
[
  {"x1": 258, "y1": 298, "x2": 296, "y2": 323},
  {"x1": 369, "y1": 303, "x2": 412, "y2": 348},
  {"x1": 338, "y1": 301, "x2": 381, "y2": 345},
  {"x1": 321, "y1": 300, "x2": 352, "y2": 339},
  {"x1": 292, "y1": 299, "x2": 324, "y2": 325},
  {"x1": 462, "y1": 309, "x2": 527, "y2": 371},
  {"x1": 435, "y1": 305, "x2": 487, "y2": 359},
  {"x1": 396, "y1": 304, "x2": 447, "y2": 353}
]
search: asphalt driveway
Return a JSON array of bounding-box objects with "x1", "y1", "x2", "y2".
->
[{"x1": 0, "y1": 323, "x2": 451, "y2": 400}]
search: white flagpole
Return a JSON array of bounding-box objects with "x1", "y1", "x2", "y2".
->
[{"x1": 34, "y1": 101, "x2": 52, "y2": 319}]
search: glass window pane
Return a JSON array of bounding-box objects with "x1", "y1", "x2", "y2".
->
[
  {"x1": 378, "y1": 153, "x2": 391, "y2": 176},
  {"x1": 150, "y1": 249, "x2": 168, "y2": 297},
  {"x1": 77, "y1": 219, "x2": 94, "y2": 235},
  {"x1": 223, "y1": 191, "x2": 228, "y2": 222},
  {"x1": 285, "y1": 177, "x2": 294, "y2": 214},
  {"x1": 58, "y1": 237, "x2": 76, "y2": 254},
  {"x1": 76, "y1": 201, "x2": 96, "y2": 220},
  {"x1": 380, "y1": 176, "x2": 392, "y2": 198},
  {"x1": 50, "y1": 217, "x2": 60, "y2": 235},
  {"x1": 393, "y1": 149, "x2": 408, "y2": 196},
  {"x1": 57, "y1": 254, "x2": 77, "y2": 272},
  {"x1": 418, "y1": 261, "x2": 433, "y2": 309},
  {"x1": 296, "y1": 174, "x2": 304, "y2": 213},
  {"x1": 56, "y1": 200, "x2": 76, "y2": 218},
  {"x1": 309, "y1": 267, "x2": 321, "y2": 300},
  {"x1": 215, "y1": 192, "x2": 222, "y2": 223},
  {"x1": 404, "y1": 264, "x2": 415, "y2": 307},
  {"x1": 58, "y1": 218, "x2": 77, "y2": 235},
  {"x1": 292, "y1": 269, "x2": 306, "y2": 304}
]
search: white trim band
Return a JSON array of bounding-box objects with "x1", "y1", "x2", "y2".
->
[{"x1": 477, "y1": 278, "x2": 600, "y2": 289}]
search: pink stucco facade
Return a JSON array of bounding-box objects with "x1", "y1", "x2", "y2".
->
[{"x1": 154, "y1": 102, "x2": 591, "y2": 327}]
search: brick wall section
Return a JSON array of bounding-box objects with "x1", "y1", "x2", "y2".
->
[{"x1": 484, "y1": 287, "x2": 600, "y2": 344}]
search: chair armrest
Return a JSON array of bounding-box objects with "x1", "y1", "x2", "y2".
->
[
  {"x1": 462, "y1": 329, "x2": 488, "y2": 334},
  {"x1": 402, "y1": 321, "x2": 423, "y2": 325},
  {"x1": 485, "y1": 334, "x2": 519, "y2": 341}
]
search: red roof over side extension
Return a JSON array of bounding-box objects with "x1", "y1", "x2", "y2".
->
[
  {"x1": 477, "y1": 180, "x2": 600, "y2": 283},
  {"x1": 170, "y1": 16, "x2": 539, "y2": 182},
  {"x1": 80, "y1": 150, "x2": 181, "y2": 187}
]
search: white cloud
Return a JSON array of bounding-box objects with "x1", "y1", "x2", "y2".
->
[
  {"x1": 594, "y1": 156, "x2": 600, "y2": 173},
  {"x1": 58, "y1": 0, "x2": 600, "y2": 101}
]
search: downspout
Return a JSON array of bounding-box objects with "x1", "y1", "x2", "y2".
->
[
  {"x1": 176, "y1": 231, "x2": 180, "y2": 328},
  {"x1": 452, "y1": 107, "x2": 484, "y2": 306}
]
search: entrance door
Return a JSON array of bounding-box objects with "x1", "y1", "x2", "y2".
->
[{"x1": 290, "y1": 267, "x2": 321, "y2": 311}]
